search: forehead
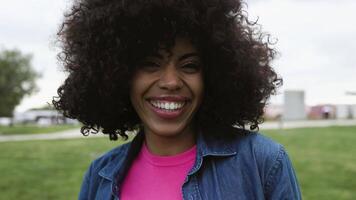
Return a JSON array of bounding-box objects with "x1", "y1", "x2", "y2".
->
[{"x1": 153, "y1": 38, "x2": 199, "y2": 59}]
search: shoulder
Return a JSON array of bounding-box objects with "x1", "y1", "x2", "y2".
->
[
  {"x1": 237, "y1": 132, "x2": 288, "y2": 176},
  {"x1": 236, "y1": 130, "x2": 284, "y2": 160},
  {"x1": 218, "y1": 129, "x2": 284, "y2": 161},
  {"x1": 229, "y1": 130, "x2": 301, "y2": 198},
  {"x1": 205, "y1": 129, "x2": 287, "y2": 174},
  {"x1": 221, "y1": 130, "x2": 290, "y2": 182},
  {"x1": 234, "y1": 130, "x2": 288, "y2": 172},
  {"x1": 203, "y1": 128, "x2": 284, "y2": 162}
]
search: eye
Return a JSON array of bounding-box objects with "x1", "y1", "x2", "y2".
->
[
  {"x1": 181, "y1": 62, "x2": 201, "y2": 73},
  {"x1": 138, "y1": 61, "x2": 160, "y2": 72}
]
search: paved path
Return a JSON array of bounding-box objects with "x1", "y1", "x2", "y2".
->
[
  {"x1": 0, "y1": 128, "x2": 103, "y2": 142},
  {"x1": 0, "y1": 119, "x2": 355, "y2": 142},
  {"x1": 259, "y1": 119, "x2": 356, "y2": 130}
]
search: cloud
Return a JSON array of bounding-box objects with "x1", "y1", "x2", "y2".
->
[{"x1": 248, "y1": 0, "x2": 356, "y2": 105}]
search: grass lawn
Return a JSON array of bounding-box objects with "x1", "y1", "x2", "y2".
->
[
  {"x1": 0, "y1": 124, "x2": 80, "y2": 135},
  {"x1": 0, "y1": 137, "x2": 124, "y2": 200},
  {"x1": 263, "y1": 126, "x2": 356, "y2": 200},
  {"x1": 0, "y1": 126, "x2": 355, "y2": 199}
]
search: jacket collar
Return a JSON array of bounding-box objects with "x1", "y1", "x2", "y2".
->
[
  {"x1": 98, "y1": 142, "x2": 131, "y2": 182},
  {"x1": 197, "y1": 131, "x2": 237, "y2": 157},
  {"x1": 188, "y1": 131, "x2": 237, "y2": 175},
  {"x1": 98, "y1": 131, "x2": 145, "y2": 182},
  {"x1": 98, "y1": 130, "x2": 239, "y2": 181}
]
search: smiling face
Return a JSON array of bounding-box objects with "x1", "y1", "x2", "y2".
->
[{"x1": 130, "y1": 38, "x2": 204, "y2": 140}]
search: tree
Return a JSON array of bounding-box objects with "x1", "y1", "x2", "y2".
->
[{"x1": 0, "y1": 49, "x2": 39, "y2": 117}]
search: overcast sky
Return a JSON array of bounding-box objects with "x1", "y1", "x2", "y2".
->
[{"x1": 1, "y1": 0, "x2": 355, "y2": 112}]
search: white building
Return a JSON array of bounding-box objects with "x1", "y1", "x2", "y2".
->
[
  {"x1": 13, "y1": 109, "x2": 78, "y2": 126},
  {"x1": 283, "y1": 90, "x2": 307, "y2": 120},
  {"x1": 335, "y1": 104, "x2": 356, "y2": 119}
]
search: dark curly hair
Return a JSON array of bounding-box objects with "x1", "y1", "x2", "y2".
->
[{"x1": 53, "y1": 0, "x2": 282, "y2": 140}]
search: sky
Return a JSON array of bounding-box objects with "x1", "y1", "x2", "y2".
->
[{"x1": 0, "y1": 0, "x2": 355, "y2": 112}]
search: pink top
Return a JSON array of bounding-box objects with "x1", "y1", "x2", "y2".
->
[{"x1": 120, "y1": 143, "x2": 197, "y2": 200}]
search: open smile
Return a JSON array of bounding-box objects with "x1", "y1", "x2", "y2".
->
[
  {"x1": 149, "y1": 100, "x2": 186, "y2": 111},
  {"x1": 146, "y1": 96, "x2": 189, "y2": 119}
]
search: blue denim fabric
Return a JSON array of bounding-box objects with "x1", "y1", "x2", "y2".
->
[{"x1": 78, "y1": 131, "x2": 302, "y2": 200}]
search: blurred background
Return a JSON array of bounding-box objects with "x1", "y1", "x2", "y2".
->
[{"x1": 0, "y1": 0, "x2": 355, "y2": 199}]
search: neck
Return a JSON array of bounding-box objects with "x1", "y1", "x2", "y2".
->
[{"x1": 143, "y1": 127, "x2": 197, "y2": 156}]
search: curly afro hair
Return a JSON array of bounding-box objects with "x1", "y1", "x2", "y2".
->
[{"x1": 53, "y1": 0, "x2": 282, "y2": 140}]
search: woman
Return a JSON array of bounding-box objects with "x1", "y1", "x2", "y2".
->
[{"x1": 54, "y1": 0, "x2": 301, "y2": 199}]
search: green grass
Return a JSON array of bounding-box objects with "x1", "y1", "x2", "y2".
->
[
  {"x1": 263, "y1": 126, "x2": 356, "y2": 200},
  {"x1": 0, "y1": 124, "x2": 80, "y2": 135},
  {"x1": 0, "y1": 126, "x2": 355, "y2": 200},
  {"x1": 0, "y1": 137, "x2": 125, "y2": 200}
]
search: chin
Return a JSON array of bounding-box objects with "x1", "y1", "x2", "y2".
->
[{"x1": 146, "y1": 123, "x2": 190, "y2": 138}]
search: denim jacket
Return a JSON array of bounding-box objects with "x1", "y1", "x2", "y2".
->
[{"x1": 79, "y1": 130, "x2": 302, "y2": 200}]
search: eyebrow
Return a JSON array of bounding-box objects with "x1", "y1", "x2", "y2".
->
[
  {"x1": 178, "y1": 53, "x2": 200, "y2": 61},
  {"x1": 148, "y1": 52, "x2": 200, "y2": 61}
]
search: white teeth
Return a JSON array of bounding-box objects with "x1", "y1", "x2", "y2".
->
[
  {"x1": 149, "y1": 100, "x2": 185, "y2": 110},
  {"x1": 164, "y1": 102, "x2": 169, "y2": 109}
]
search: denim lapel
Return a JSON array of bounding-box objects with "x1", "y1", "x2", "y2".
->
[{"x1": 188, "y1": 132, "x2": 238, "y2": 176}]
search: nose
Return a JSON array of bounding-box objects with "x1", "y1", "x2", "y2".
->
[{"x1": 158, "y1": 65, "x2": 183, "y2": 91}]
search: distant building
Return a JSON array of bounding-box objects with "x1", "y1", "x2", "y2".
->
[
  {"x1": 352, "y1": 105, "x2": 356, "y2": 119},
  {"x1": 335, "y1": 104, "x2": 356, "y2": 119},
  {"x1": 308, "y1": 105, "x2": 336, "y2": 119},
  {"x1": 0, "y1": 117, "x2": 12, "y2": 126},
  {"x1": 13, "y1": 109, "x2": 78, "y2": 126},
  {"x1": 283, "y1": 90, "x2": 307, "y2": 120}
]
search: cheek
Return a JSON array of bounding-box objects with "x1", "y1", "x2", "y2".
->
[
  {"x1": 129, "y1": 75, "x2": 143, "y2": 107},
  {"x1": 129, "y1": 73, "x2": 155, "y2": 106},
  {"x1": 191, "y1": 75, "x2": 204, "y2": 100}
]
